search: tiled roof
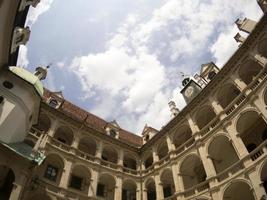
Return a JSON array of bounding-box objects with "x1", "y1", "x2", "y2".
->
[{"x1": 43, "y1": 89, "x2": 143, "y2": 147}]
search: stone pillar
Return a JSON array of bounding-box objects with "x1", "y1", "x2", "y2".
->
[
  {"x1": 142, "y1": 188, "x2": 148, "y2": 200},
  {"x1": 114, "y1": 176, "x2": 122, "y2": 200},
  {"x1": 171, "y1": 162, "x2": 181, "y2": 193},
  {"x1": 230, "y1": 75, "x2": 248, "y2": 93},
  {"x1": 118, "y1": 149, "x2": 124, "y2": 166},
  {"x1": 59, "y1": 159, "x2": 72, "y2": 188},
  {"x1": 70, "y1": 133, "x2": 80, "y2": 154},
  {"x1": 250, "y1": 96, "x2": 267, "y2": 122},
  {"x1": 250, "y1": 53, "x2": 267, "y2": 67},
  {"x1": 166, "y1": 135, "x2": 175, "y2": 151},
  {"x1": 209, "y1": 97, "x2": 226, "y2": 120},
  {"x1": 186, "y1": 114, "x2": 200, "y2": 134},
  {"x1": 88, "y1": 168, "x2": 99, "y2": 198},
  {"x1": 155, "y1": 174, "x2": 164, "y2": 200},
  {"x1": 9, "y1": 183, "x2": 23, "y2": 200},
  {"x1": 47, "y1": 118, "x2": 59, "y2": 136},
  {"x1": 224, "y1": 124, "x2": 248, "y2": 159},
  {"x1": 197, "y1": 143, "x2": 216, "y2": 178},
  {"x1": 248, "y1": 170, "x2": 266, "y2": 199},
  {"x1": 136, "y1": 182, "x2": 141, "y2": 200},
  {"x1": 95, "y1": 141, "x2": 103, "y2": 162},
  {"x1": 152, "y1": 146, "x2": 159, "y2": 165}
]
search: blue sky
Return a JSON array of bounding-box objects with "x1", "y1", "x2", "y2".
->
[{"x1": 18, "y1": 0, "x2": 262, "y2": 134}]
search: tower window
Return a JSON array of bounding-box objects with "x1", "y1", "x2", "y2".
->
[
  {"x1": 110, "y1": 129, "x2": 117, "y2": 138},
  {"x1": 48, "y1": 99, "x2": 58, "y2": 108},
  {"x1": 44, "y1": 165, "x2": 58, "y2": 181},
  {"x1": 3, "y1": 81, "x2": 14, "y2": 89},
  {"x1": 69, "y1": 175, "x2": 83, "y2": 190},
  {"x1": 145, "y1": 135, "x2": 150, "y2": 142},
  {"x1": 208, "y1": 71, "x2": 216, "y2": 80}
]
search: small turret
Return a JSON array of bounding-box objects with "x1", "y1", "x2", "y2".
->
[
  {"x1": 34, "y1": 65, "x2": 49, "y2": 80},
  {"x1": 168, "y1": 101, "x2": 179, "y2": 117},
  {"x1": 0, "y1": 66, "x2": 48, "y2": 143}
]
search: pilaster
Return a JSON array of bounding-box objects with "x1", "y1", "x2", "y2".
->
[
  {"x1": 154, "y1": 174, "x2": 164, "y2": 200},
  {"x1": 59, "y1": 159, "x2": 72, "y2": 188},
  {"x1": 114, "y1": 176, "x2": 122, "y2": 200},
  {"x1": 88, "y1": 168, "x2": 99, "y2": 198}
]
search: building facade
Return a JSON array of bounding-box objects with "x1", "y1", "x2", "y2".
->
[{"x1": 1, "y1": 0, "x2": 267, "y2": 200}]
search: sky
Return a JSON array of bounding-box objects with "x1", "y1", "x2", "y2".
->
[{"x1": 17, "y1": 0, "x2": 262, "y2": 135}]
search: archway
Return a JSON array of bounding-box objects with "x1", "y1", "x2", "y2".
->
[
  {"x1": 69, "y1": 165, "x2": 91, "y2": 193},
  {"x1": 78, "y1": 137, "x2": 97, "y2": 156},
  {"x1": 173, "y1": 125, "x2": 192, "y2": 148},
  {"x1": 236, "y1": 110, "x2": 267, "y2": 154},
  {"x1": 144, "y1": 153, "x2": 153, "y2": 169},
  {"x1": 0, "y1": 165, "x2": 15, "y2": 200},
  {"x1": 39, "y1": 153, "x2": 64, "y2": 185},
  {"x1": 160, "y1": 169, "x2": 175, "y2": 198},
  {"x1": 122, "y1": 179, "x2": 136, "y2": 200},
  {"x1": 238, "y1": 60, "x2": 262, "y2": 85},
  {"x1": 33, "y1": 113, "x2": 51, "y2": 132},
  {"x1": 157, "y1": 140, "x2": 169, "y2": 160},
  {"x1": 123, "y1": 153, "x2": 137, "y2": 170},
  {"x1": 260, "y1": 161, "x2": 267, "y2": 193},
  {"x1": 195, "y1": 106, "x2": 216, "y2": 130},
  {"x1": 145, "y1": 178, "x2": 156, "y2": 200},
  {"x1": 223, "y1": 181, "x2": 255, "y2": 200},
  {"x1": 101, "y1": 145, "x2": 118, "y2": 164},
  {"x1": 208, "y1": 135, "x2": 240, "y2": 174},
  {"x1": 217, "y1": 83, "x2": 241, "y2": 108},
  {"x1": 180, "y1": 155, "x2": 207, "y2": 189},
  {"x1": 97, "y1": 173, "x2": 116, "y2": 200},
  {"x1": 54, "y1": 126, "x2": 74, "y2": 145}
]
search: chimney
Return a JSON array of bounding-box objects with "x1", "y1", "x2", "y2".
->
[{"x1": 168, "y1": 101, "x2": 179, "y2": 117}]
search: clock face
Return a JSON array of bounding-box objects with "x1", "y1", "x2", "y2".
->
[{"x1": 185, "y1": 86, "x2": 194, "y2": 98}]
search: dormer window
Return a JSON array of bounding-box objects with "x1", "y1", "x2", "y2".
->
[
  {"x1": 110, "y1": 129, "x2": 117, "y2": 138},
  {"x1": 145, "y1": 135, "x2": 150, "y2": 142},
  {"x1": 208, "y1": 71, "x2": 216, "y2": 80},
  {"x1": 48, "y1": 98, "x2": 59, "y2": 108}
]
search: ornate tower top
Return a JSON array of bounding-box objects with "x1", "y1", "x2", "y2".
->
[{"x1": 34, "y1": 65, "x2": 49, "y2": 80}]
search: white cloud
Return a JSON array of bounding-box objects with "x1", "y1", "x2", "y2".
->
[
  {"x1": 26, "y1": 0, "x2": 54, "y2": 26},
  {"x1": 68, "y1": 0, "x2": 262, "y2": 134},
  {"x1": 17, "y1": 0, "x2": 54, "y2": 68},
  {"x1": 17, "y1": 45, "x2": 29, "y2": 68}
]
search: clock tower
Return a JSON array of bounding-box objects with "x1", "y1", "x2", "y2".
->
[{"x1": 180, "y1": 77, "x2": 202, "y2": 104}]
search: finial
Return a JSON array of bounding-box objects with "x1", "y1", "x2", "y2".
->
[{"x1": 34, "y1": 63, "x2": 51, "y2": 80}]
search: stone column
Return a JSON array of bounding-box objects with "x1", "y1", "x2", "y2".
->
[
  {"x1": 186, "y1": 114, "x2": 200, "y2": 134},
  {"x1": 155, "y1": 174, "x2": 164, "y2": 200},
  {"x1": 70, "y1": 133, "x2": 80, "y2": 154},
  {"x1": 250, "y1": 53, "x2": 267, "y2": 67},
  {"x1": 114, "y1": 176, "x2": 122, "y2": 200},
  {"x1": 230, "y1": 75, "x2": 248, "y2": 93},
  {"x1": 9, "y1": 183, "x2": 23, "y2": 200},
  {"x1": 59, "y1": 159, "x2": 72, "y2": 188},
  {"x1": 166, "y1": 135, "x2": 175, "y2": 152},
  {"x1": 47, "y1": 118, "x2": 59, "y2": 136},
  {"x1": 224, "y1": 124, "x2": 248, "y2": 159},
  {"x1": 197, "y1": 143, "x2": 217, "y2": 178},
  {"x1": 136, "y1": 182, "x2": 141, "y2": 200},
  {"x1": 142, "y1": 188, "x2": 148, "y2": 200},
  {"x1": 88, "y1": 168, "x2": 99, "y2": 198},
  {"x1": 118, "y1": 149, "x2": 124, "y2": 168},
  {"x1": 152, "y1": 146, "x2": 159, "y2": 166},
  {"x1": 171, "y1": 162, "x2": 182, "y2": 194},
  {"x1": 95, "y1": 141, "x2": 103, "y2": 163},
  {"x1": 248, "y1": 170, "x2": 266, "y2": 199},
  {"x1": 209, "y1": 97, "x2": 226, "y2": 120}
]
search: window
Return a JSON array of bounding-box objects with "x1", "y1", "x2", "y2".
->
[
  {"x1": 69, "y1": 175, "x2": 83, "y2": 190},
  {"x1": 208, "y1": 71, "x2": 216, "y2": 80},
  {"x1": 44, "y1": 165, "x2": 58, "y2": 181},
  {"x1": 110, "y1": 129, "x2": 117, "y2": 138},
  {"x1": 48, "y1": 99, "x2": 58, "y2": 108},
  {"x1": 97, "y1": 183, "x2": 105, "y2": 197},
  {"x1": 145, "y1": 135, "x2": 149, "y2": 142},
  {"x1": 3, "y1": 81, "x2": 14, "y2": 89}
]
